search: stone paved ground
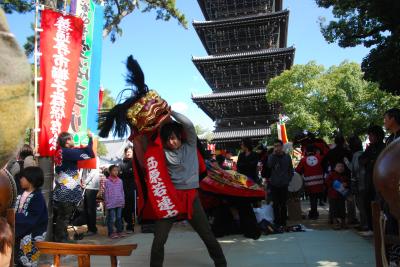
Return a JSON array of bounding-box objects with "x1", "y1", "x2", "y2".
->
[{"x1": 40, "y1": 200, "x2": 376, "y2": 267}]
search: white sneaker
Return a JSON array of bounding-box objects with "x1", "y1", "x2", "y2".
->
[{"x1": 359, "y1": 230, "x2": 373, "y2": 237}]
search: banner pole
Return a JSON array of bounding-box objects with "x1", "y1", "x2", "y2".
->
[{"x1": 33, "y1": 0, "x2": 40, "y2": 154}]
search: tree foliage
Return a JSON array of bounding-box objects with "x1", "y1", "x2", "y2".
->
[
  {"x1": 96, "y1": 140, "x2": 108, "y2": 156},
  {"x1": 316, "y1": 0, "x2": 400, "y2": 95},
  {"x1": 194, "y1": 124, "x2": 207, "y2": 135},
  {"x1": 102, "y1": 0, "x2": 187, "y2": 41},
  {"x1": 195, "y1": 124, "x2": 213, "y2": 142},
  {"x1": 267, "y1": 61, "x2": 399, "y2": 139},
  {"x1": 2, "y1": 0, "x2": 187, "y2": 55},
  {"x1": 100, "y1": 88, "x2": 116, "y2": 110}
]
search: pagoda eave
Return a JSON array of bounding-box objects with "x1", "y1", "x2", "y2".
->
[
  {"x1": 193, "y1": 92, "x2": 280, "y2": 121},
  {"x1": 210, "y1": 127, "x2": 272, "y2": 142},
  {"x1": 193, "y1": 10, "x2": 289, "y2": 55},
  {"x1": 192, "y1": 88, "x2": 266, "y2": 101},
  {"x1": 192, "y1": 46, "x2": 295, "y2": 63},
  {"x1": 193, "y1": 9, "x2": 289, "y2": 27},
  {"x1": 193, "y1": 47, "x2": 295, "y2": 92},
  {"x1": 197, "y1": 0, "x2": 283, "y2": 21}
]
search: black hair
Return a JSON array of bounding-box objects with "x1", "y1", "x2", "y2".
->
[
  {"x1": 160, "y1": 121, "x2": 183, "y2": 143},
  {"x1": 367, "y1": 125, "x2": 385, "y2": 143},
  {"x1": 384, "y1": 108, "x2": 400, "y2": 125},
  {"x1": 103, "y1": 169, "x2": 110, "y2": 177},
  {"x1": 57, "y1": 132, "x2": 73, "y2": 148},
  {"x1": 274, "y1": 139, "x2": 283, "y2": 146},
  {"x1": 204, "y1": 150, "x2": 213, "y2": 160},
  {"x1": 334, "y1": 134, "x2": 345, "y2": 146},
  {"x1": 197, "y1": 138, "x2": 207, "y2": 161},
  {"x1": 18, "y1": 144, "x2": 34, "y2": 159},
  {"x1": 348, "y1": 135, "x2": 363, "y2": 153},
  {"x1": 334, "y1": 161, "x2": 345, "y2": 168},
  {"x1": 124, "y1": 145, "x2": 133, "y2": 154},
  {"x1": 109, "y1": 165, "x2": 118, "y2": 173},
  {"x1": 225, "y1": 149, "x2": 234, "y2": 155},
  {"x1": 241, "y1": 138, "x2": 253, "y2": 151},
  {"x1": 0, "y1": 217, "x2": 13, "y2": 255},
  {"x1": 216, "y1": 154, "x2": 225, "y2": 166},
  {"x1": 305, "y1": 144, "x2": 315, "y2": 154},
  {"x1": 20, "y1": 166, "x2": 44, "y2": 189}
]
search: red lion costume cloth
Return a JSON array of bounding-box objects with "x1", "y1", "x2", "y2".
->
[{"x1": 98, "y1": 56, "x2": 265, "y2": 221}]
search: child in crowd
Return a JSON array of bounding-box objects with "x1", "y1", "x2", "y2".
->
[
  {"x1": 326, "y1": 162, "x2": 349, "y2": 230},
  {"x1": 295, "y1": 144, "x2": 325, "y2": 220},
  {"x1": 14, "y1": 166, "x2": 48, "y2": 267},
  {"x1": 0, "y1": 217, "x2": 13, "y2": 267},
  {"x1": 105, "y1": 165, "x2": 125, "y2": 239}
]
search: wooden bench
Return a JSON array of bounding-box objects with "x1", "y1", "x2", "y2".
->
[{"x1": 36, "y1": 241, "x2": 137, "y2": 267}]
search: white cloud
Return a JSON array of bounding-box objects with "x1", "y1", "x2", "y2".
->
[{"x1": 171, "y1": 102, "x2": 189, "y2": 113}]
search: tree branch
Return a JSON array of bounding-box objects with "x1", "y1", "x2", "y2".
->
[
  {"x1": 352, "y1": 25, "x2": 386, "y2": 39},
  {"x1": 102, "y1": 0, "x2": 137, "y2": 38}
]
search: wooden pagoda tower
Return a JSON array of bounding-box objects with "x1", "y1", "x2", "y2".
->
[{"x1": 192, "y1": 0, "x2": 295, "y2": 150}]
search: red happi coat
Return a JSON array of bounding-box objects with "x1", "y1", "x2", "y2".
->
[
  {"x1": 295, "y1": 154, "x2": 325, "y2": 193},
  {"x1": 131, "y1": 133, "x2": 208, "y2": 220}
]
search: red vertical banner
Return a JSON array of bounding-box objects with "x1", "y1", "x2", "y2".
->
[
  {"x1": 98, "y1": 86, "x2": 104, "y2": 112},
  {"x1": 277, "y1": 114, "x2": 288, "y2": 144},
  {"x1": 280, "y1": 124, "x2": 288, "y2": 144},
  {"x1": 38, "y1": 9, "x2": 84, "y2": 156}
]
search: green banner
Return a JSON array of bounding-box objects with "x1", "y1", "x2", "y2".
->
[{"x1": 70, "y1": 0, "x2": 95, "y2": 146}]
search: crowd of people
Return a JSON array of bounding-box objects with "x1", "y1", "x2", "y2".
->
[
  {"x1": 206, "y1": 107, "x2": 400, "y2": 237},
  {"x1": 3, "y1": 107, "x2": 400, "y2": 266}
]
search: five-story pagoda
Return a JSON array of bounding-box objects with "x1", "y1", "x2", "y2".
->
[{"x1": 192, "y1": 0, "x2": 295, "y2": 150}]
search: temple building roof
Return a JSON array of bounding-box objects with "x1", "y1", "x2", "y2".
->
[
  {"x1": 192, "y1": 46, "x2": 294, "y2": 62},
  {"x1": 192, "y1": 88, "x2": 266, "y2": 100},
  {"x1": 193, "y1": 10, "x2": 289, "y2": 55},
  {"x1": 192, "y1": 47, "x2": 295, "y2": 92},
  {"x1": 192, "y1": 88, "x2": 280, "y2": 124},
  {"x1": 211, "y1": 127, "x2": 271, "y2": 142},
  {"x1": 193, "y1": 9, "x2": 288, "y2": 26},
  {"x1": 197, "y1": 0, "x2": 282, "y2": 21}
]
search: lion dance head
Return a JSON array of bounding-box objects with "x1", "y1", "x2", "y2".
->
[{"x1": 98, "y1": 56, "x2": 171, "y2": 139}]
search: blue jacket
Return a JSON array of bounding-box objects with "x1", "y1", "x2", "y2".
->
[
  {"x1": 15, "y1": 189, "x2": 48, "y2": 240},
  {"x1": 54, "y1": 137, "x2": 95, "y2": 203}
]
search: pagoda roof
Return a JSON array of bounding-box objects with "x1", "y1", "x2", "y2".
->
[
  {"x1": 192, "y1": 47, "x2": 295, "y2": 91},
  {"x1": 192, "y1": 89, "x2": 279, "y2": 121},
  {"x1": 192, "y1": 46, "x2": 294, "y2": 63},
  {"x1": 192, "y1": 88, "x2": 266, "y2": 101},
  {"x1": 193, "y1": 10, "x2": 289, "y2": 55},
  {"x1": 193, "y1": 9, "x2": 289, "y2": 27},
  {"x1": 211, "y1": 127, "x2": 271, "y2": 142},
  {"x1": 197, "y1": 0, "x2": 283, "y2": 21}
]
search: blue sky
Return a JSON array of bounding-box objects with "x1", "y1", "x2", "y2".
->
[{"x1": 6, "y1": 0, "x2": 370, "y2": 132}]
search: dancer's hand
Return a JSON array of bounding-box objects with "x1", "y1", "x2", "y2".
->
[{"x1": 87, "y1": 130, "x2": 93, "y2": 138}]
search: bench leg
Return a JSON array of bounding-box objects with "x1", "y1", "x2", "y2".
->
[
  {"x1": 372, "y1": 201, "x2": 384, "y2": 267},
  {"x1": 78, "y1": 255, "x2": 91, "y2": 267},
  {"x1": 110, "y1": 256, "x2": 117, "y2": 267},
  {"x1": 54, "y1": 255, "x2": 60, "y2": 266}
]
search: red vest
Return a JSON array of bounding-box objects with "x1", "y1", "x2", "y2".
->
[{"x1": 296, "y1": 154, "x2": 325, "y2": 193}]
